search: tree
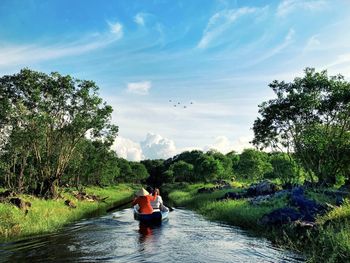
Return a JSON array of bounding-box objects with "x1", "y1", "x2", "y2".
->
[
  {"x1": 141, "y1": 159, "x2": 166, "y2": 186},
  {"x1": 130, "y1": 162, "x2": 149, "y2": 183},
  {"x1": 253, "y1": 68, "x2": 350, "y2": 185},
  {"x1": 196, "y1": 155, "x2": 225, "y2": 182},
  {"x1": 236, "y1": 149, "x2": 272, "y2": 180},
  {"x1": 206, "y1": 150, "x2": 233, "y2": 180},
  {"x1": 0, "y1": 69, "x2": 117, "y2": 197},
  {"x1": 226, "y1": 150, "x2": 240, "y2": 179},
  {"x1": 115, "y1": 158, "x2": 133, "y2": 183},
  {"x1": 168, "y1": 160, "x2": 194, "y2": 182},
  {"x1": 267, "y1": 152, "x2": 303, "y2": 185}
]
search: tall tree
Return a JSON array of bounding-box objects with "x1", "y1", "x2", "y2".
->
[
  {"x1": 0, "y1": 69, "x2": 117, "y2": 197},
  {"x1": 253, "y1": 68, "x2": 350, "y2": 185},
  {"x1": 168, "y1": 160, "x2": 194, "y2": 182}
]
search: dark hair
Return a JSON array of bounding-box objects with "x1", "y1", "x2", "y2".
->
[{"x1": 146, "y1": 186, "x2": 154, "y2": 194}]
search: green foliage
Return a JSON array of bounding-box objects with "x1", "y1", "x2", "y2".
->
[
  {"x1": 129, "y1": 162, "x2": 149, "y2": 183},
  {"x1": 226, "y1": 150, "x2": 240, "y2": 178},
  {"x1": 168, "y1": 183, "x2": 350, "y2": 262},
  {"x1": 195, "y1": 154, "x2": 225, "y2": 182},
  {"x1": 0, "y1": 185, "x2": 135, "y2": 241},
  {"x1": 207, "y1": 150, "x2": 233, "y2": 180},
  {"x1": 253, "y1": 68, "x2": 350, "y2": 185},
  {"x1": 169, "y1": 160, "x2": 194, "y2": 182},
  {"x1": 0, "y1": 69, "x2": 117, "y2": 197},
  {"x1": 141, "y1": 159, "x2": 166, "y2": 186},
  {"x1": 236, "y1": 149, "x2": 272, "y2": 180},
  {"x1": 168, "y1": 183, "x2": 285, "y2": 230},
  {"x1": 266, "y1": 152, "x2": 304, "y2": 184}
]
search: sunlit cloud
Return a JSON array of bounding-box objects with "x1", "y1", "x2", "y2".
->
[
  {"x1": 134, "y1": 13, "x2": 146, "y2": 26},
  {"x1": 277, "y1": 0, "x2": 327, "y2": 17},
  {"x1": 204, "y1": 135, "x2": 252, "y2": 154},
  {"x1": 197, "y1": 7, "x2": 263, "y2": 49},
  {"x1": 244, "y1": 28, "x2": 295, "y2": 67},
  {"x1": 112, "y1": 136, "x2": 144, "y2": 161},
  {"x1": 140, "y1": 132, "x2": 177, "y2": 159},
  {"x1": 0, "y1": 22, "x2": 123, "y2": 68},
  {"x1": 126, "y1": 81, "x2": 151, "y2": 95},
  {"x1": 304, "y1": 35, "x2": 321, "y2": 52},
  {"x1": 108, "y1": 21, "x2": 124, "y2": 38}
]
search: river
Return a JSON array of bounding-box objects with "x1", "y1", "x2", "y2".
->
[{"x1": 0, "y1": 208, "x2": 304, "y2": 262}]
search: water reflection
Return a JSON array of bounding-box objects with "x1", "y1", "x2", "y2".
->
[
  {"x1": 139, "y1": 223, "x2": 153, "y2": 239},
  {"x1": 0, "y1": 208, "x2": 304, "y2": 263}
]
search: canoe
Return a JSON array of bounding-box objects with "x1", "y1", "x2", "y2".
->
[{"x1": 133, "y1": 206, "x2": 169, "y2": 224}]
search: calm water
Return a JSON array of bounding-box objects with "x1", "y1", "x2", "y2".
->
[{"x1": 0, "y1": 208, "x2": 304, "y2": 262}]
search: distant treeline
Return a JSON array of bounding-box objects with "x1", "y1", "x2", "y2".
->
[{"x1": 1, "y1": 68, "x2": 349, "y2": 197}]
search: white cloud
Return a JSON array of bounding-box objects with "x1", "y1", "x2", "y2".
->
[
  {"x1": 304, "y1": 35, "x2": 321, "y2": 52},
  {"x1": 197, "y1": 7, "x2": 261, "y2": 49},
  {"x1": 277, "y1": 0, "x2": 327, "y2": 17},
  {"x1": 0, "y1": 22, "x2": 123, "y2": 68},
  {"x1": 134, "y1": 13, "x2": 146, "y2": 26},
  {"x1": 112, "y1": 136, "x2": 144, "y2": 161},
  {"x1": 246, "y1": 28, "x2": 295, "y2": 66},
  {"x1": 126, "y1": 81, "x2": 151, "y2": 95},
  {"x1": 140, "y1": 133, "x2": 177, "y2": 160},
  {"x1": 326, "y1": 53, "x2": 350, "y2": 69},
  {"x1": 110, "y1": 133, "x2": 253, "y2": 161},
  {"x1": 204, "y1": 135, "x2": 252, "y2": 154},
  {"x1": 108, "y1": 21, "x2": 124, "y2": 39}
]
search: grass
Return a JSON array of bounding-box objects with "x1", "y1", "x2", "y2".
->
[
  {"x1": 168, "y1": 182, "x2": 286, "y2": 230},
  {"x1": 167, "y1": 182, "x2": 350, "y2": 263},
  {"x1": 0, "y1": 184, "x2": 137, "y2": 242}
]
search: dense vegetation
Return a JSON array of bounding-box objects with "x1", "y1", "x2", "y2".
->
[
  {"x1": 167, "y1": 183, "x2": 350, "y2": 263},
  {"x1": 253, "y1": 68, "x2": 350, "y2": 186},
  {"x1": 0, "y1": 69, "x2": 148, "y2": 198},
  {"x1": 1, "y1": 68, "x2": 349, "y2": 194},
  {"x1": 0, "y1": 184, "x2": 135, "y2": 241},
  {"x1": 1, "y1": 68, "x2": 349, "y2": 262}
]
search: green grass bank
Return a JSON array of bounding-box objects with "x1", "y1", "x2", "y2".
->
[
  {"x1": 166, "y1": 183, "x2": 350, "y2": 263},
  {"x1": 0, "y1": 184, "x2": 136, "y2": 242}
]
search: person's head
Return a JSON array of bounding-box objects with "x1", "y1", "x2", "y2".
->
[
  {"x1": 146, "y1": 186, "x2": 154, "y2": 194},
  {"x1": 154, "y1": 188, "x2": 160, "y2": 195},
  {"x1": 135, "y1": 188, "x2": 149, "y2": 197}
]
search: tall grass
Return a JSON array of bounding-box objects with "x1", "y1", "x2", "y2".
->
[
  {"x1": 0, "y1": 184, "x2": 136, "y2": 242},
  {"x1": 168, "y1": 183, "x2": 350, "y2": 263},
  {"x1": 169, "y1": 183, "x2": 286, "y2": 230}
]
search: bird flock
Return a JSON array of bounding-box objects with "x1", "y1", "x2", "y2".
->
[{"x1": 169, "y1": 99, "x2": 194, "y2": 109}]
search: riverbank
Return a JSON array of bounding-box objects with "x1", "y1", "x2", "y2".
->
[
  {"x1": 0, "y1": 184, "x2": 136, "y2": 242},
  {"x1": 166, "y1": 182, "x2": 350, "y2": 263}
]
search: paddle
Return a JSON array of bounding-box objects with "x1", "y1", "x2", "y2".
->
[{"x1": 163, "y1": 202, "x2": 174, "y2": 212}]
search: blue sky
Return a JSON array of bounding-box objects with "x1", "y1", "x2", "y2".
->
[{"x1": 1, "y1": 0, "x2": 350, "y2": 160}]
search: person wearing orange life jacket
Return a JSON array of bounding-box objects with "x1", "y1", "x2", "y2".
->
[{"x1": 132, "y1": 188, "x2": 158, "y2": 214}]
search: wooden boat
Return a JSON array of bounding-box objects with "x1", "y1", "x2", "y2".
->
[{"x1": 133, "y1": 206, "x2": 169, "y2": 224}]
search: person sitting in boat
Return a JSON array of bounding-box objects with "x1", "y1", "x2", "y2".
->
[
  {"x1": 132, "y1": 188, "x2": 158, "y2": 214},
  {"x1": 150, "y1": 188, "x2": 169, "y2": 213}
]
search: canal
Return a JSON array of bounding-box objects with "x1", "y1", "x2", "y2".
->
[{"x1": 0, "y1": 208, "x2": 304, "y2": 262}]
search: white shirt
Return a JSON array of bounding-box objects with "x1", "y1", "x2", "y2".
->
[{"x1": 150, "y1": 195, "x2": 163, "y2": 209}]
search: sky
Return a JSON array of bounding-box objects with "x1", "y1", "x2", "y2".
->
[{"x1": 1, "y1": 0, "x2": 350, "y2": 161}]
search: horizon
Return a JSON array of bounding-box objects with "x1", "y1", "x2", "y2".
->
[{"x1": 1, "y1": 0, "x2": 350, "y2": 161}]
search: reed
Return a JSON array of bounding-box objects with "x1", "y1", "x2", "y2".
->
[
  {"x1": 168, "y1": 183, "x2": 350, "y2": 263},
  {"x1": 0, "y1": 184, "x2": 136, "y2": 242}
]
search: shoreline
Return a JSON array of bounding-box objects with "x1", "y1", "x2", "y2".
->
[
  {"x1": 165, "y1": 182, "x2": 350, "y2": 263},
  {"x1": 0, "y1": 185, "x2": 136, "y2": 242}
]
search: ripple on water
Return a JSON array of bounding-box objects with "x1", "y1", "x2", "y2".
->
[{"x1": 0, "y1": 208, "x2": 304, "y2": 263}]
